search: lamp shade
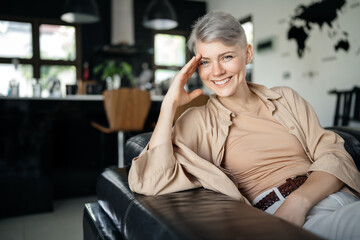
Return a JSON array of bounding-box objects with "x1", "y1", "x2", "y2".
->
[
  {"x1": 61, "y1": 0, "x2": 100, "y2": 24},
  {"x1": 143, "y1": 0, "x2": 178, "y2": 30}
]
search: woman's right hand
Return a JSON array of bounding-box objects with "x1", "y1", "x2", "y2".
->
[
  {"x1": 148, "y1": 54, "x2": 203, "y2": 149},
  {"x1": 163, "y1": 53, "x2": 203, "y2": 109}
]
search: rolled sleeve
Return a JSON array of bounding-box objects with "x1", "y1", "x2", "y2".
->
[
  {"x1": 309, "y1": 153, "x2": 360, "y2": 193},
  {"x1": 128, "y1": 140, "x2": 201, "y2": 195}
]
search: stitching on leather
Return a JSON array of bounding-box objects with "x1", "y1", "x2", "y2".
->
[
  {"x1": 85, "y1": 204, "x2": 106, "y2": 239},
  {"x1": 123, "y1": 200, "x2": 135, "y2": 229}
]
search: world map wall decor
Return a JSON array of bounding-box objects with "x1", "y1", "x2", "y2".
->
[{"x1": 287, "y1": 0, "x2": 353, "y2": 58}]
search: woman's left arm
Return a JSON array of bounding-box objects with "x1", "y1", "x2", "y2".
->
[
  {"x1": 273, "y1": 87, "x2": 359, "y2": 226},
  {"x1": 274, "y1": 171, "x2": 344, "y2": 226}
]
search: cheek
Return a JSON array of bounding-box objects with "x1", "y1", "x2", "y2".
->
[
  {"x1": 198, "y1": 69, "x2": 213, "y2": 87},
  {"x1": 228, "y1": 61, "x2": 245, "y2": 74},
  {"x1": 198, "y1": 67, "x2": 209, "y2": 80}
]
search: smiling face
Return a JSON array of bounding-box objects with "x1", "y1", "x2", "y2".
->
[{"x1": 196, "y1": 40, "x2": 253, "y2": 98}]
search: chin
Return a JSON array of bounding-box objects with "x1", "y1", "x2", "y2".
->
[
  {"x1": 213, "y1": 89, "x2": 235, "y2": 98},
  {"x1": 205, "y1": 85, "x2": 231, "y2": 97}
]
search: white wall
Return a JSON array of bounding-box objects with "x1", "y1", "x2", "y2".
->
[{"x1": 201, "y1": 0, "x2": 360, "y2": 127}]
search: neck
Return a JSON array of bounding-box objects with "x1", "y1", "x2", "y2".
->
[{"x1": 218, "y1": 82, "x2": 259, "y2": 113}]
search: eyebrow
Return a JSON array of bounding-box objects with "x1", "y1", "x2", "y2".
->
[{"x1": 200, "y1": 51, "x2": 236, "y2": 60}]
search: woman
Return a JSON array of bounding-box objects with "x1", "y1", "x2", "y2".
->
[{"x1": 129, "y1": 11, "x2": 360, "y2": 239}]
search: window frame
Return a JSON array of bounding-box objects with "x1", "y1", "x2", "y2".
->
[
  {"x1": 0, "y1": 16, "x2": 82, "y2": 80},
  {"x1": 152, "y1": 30, "x2": 190, "y2": 83},
  {"x1": 239, "y1": 15, "x2": 253, "y2": 82}
]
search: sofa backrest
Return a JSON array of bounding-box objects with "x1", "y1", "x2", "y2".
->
[
  {"x1": 124, "y1": 132, "x2": 152, "y2": 167},
  {"x1": 325, "y1": 127, "x2": 360, "y2": 170}
]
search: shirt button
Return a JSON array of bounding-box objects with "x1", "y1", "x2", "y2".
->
[{"x1": 290, "y1": 126, "x2": 295, "y2": 131}]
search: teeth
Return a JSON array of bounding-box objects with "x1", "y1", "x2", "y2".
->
[{"x1": 213, "y1": 78, "x2": 230, "y2": 85}]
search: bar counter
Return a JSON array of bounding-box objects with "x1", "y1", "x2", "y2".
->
[
  {"x1": 0, "y1": 94, "x2": 161, "y2": 217},
  {"x1": 0, "y1": 93, "x2": 164, "y2": 101}
]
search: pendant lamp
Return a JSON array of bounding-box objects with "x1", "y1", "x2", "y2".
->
[
  {"x1": 143, "y1": 0, "x2": 178, "y2": 30},
  {"x1": 61, "y1": 0, "x2": 100, "y2": 24}
]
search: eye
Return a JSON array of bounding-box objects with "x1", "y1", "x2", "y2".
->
[
  {"x1": 223, "y1": 55, "x2": 233, "y2": 61},
  {"x1": 199, "y1": 60, "x2": 209, "y2": 66}
]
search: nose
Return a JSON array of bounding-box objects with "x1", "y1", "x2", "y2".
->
[{"x1": 212, "y1": 61, "x2": 225, "y2": 77}]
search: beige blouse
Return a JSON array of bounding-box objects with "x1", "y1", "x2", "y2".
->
[
  {"x1": 223, "y1": 98, "x2": 311, "y2": 201},
  {"x1": 128, "y1": 83, "x2": 360, "y2": 204}
]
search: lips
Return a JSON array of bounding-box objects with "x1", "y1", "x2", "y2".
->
[{"x1": 212, "y1": 77, "x2": 231, "y2": 86}]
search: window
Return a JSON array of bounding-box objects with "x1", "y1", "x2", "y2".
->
[
  {"x1": 39, "y1": 24, "x2": 76, "y2": 61},
  {"x1": 240, "y1": 16, "x2": 253, "y2": 82},
  {"x1": 0, "y1": 21, "x2": 32, "y2": 59},
  {"x1": 0, "y1": 17, "x2": 81, "y2": 97},
  {"x1": 153, "y1": 32, "x2": 187, "y2": 93}
]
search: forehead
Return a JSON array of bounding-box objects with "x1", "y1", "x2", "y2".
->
[{"x1": 195, "y1": 40, "x2": 244, "y2": 56}]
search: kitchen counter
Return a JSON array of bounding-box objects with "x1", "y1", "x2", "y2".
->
[
  {"x1": 0, "y1": 93, "x2": 162, "y2": 217},
  {"x1": 0, "y1": 93, "x2": 164, "y2": 101}
]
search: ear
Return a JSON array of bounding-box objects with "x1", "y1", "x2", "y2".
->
[{"x1": 246, "y1": 44, "x2": 253, "y2": 64}]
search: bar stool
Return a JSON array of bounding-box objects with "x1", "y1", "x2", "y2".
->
[
  {"x1": 91, "y1": 88, "x2": 151, "y2": 167},
  {"x1": 329, "y1": 86, "x2": 360, "y2": 126}
]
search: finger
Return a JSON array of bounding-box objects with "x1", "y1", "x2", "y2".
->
[
  {"x1": 173, "y1": 60, "x2": 199, "y2": 85},
  {"x1": 187, "y1": 54, "x2": 202, "y2": 72},
  {"x1": 187, "y1": 61, "x2": 200, "y2": 76},
  {"x1": 181, "y1": 60, "x2": 200, "y2": 81},
  {"x1": 173, "y1": 54, "x2": 201, "y2": 86},
  {"x1": 195, "y1": 53, "x2": 202, "y2": 61},
  {"x1": 180, "y1": 56, "x2": 201, "y2": 76},
  {"x1": 181, "y1": 56, "x2": 196, "y2": 71},
  {"x1": 187, "y1": 53, "x2": 202, "y2": 74}
]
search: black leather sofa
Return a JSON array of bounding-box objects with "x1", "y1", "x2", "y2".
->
[{"x1": 83, "y1": 126, "x2": 360, "y2": 240}]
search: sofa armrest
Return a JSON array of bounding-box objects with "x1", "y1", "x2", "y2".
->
[
  {"x1": 83, "y1": 202, "x2": 123, "y2": 240},
  {"x1": 96, "y1": 167, "x2": 322, "y2": 240},
  {"x1": 96, "y1": 167, "x2": 134, "y2": 235}
]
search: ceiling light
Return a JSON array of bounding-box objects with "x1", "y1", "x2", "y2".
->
[
  {"x1": 61, "y1": 0, "x2": 100, "y2": 24},
  {"x1": 143, "y1": 0, "x2": 178, "y2": 30}
]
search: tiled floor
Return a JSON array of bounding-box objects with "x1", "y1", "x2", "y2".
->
[{"x1": 0, "y1": 195, "x2": 97, "y2": 240}]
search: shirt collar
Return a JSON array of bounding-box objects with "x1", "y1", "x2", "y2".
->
[
  {"x1": 208, "y1": 95, "x2": 233, "y2": 125},
  {"x1": 247, "y1": 82, "x2": 281, "y2": 101},
  {"x1": 207, "y1": 82, "x2": 282, "y2": 123}
]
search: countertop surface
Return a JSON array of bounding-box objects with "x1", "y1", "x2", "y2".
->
[{"x1": 0, "y1": 94, "x2": 164, "y2": 101}]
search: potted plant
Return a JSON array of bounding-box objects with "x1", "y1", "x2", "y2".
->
[{"x1": 94, "y1": 60, "x2": 136, "y2": 89}]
